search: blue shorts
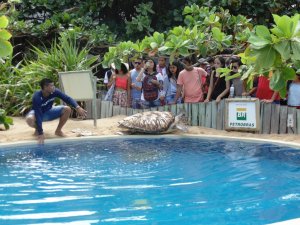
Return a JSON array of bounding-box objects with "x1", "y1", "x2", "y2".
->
[{"x1": 27, "y1": 106, "x2": 65, "y2": 122}]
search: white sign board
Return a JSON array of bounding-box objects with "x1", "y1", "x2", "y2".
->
[
  {"x1": 225, "y1": 98, "x2": 260, "y2": 132},
  {"x1": 59, "y1": 71, "x2": 94, "y2": 101},
  {"x1": 59, "y1": 70, "x2": 97, "y2": 127}
]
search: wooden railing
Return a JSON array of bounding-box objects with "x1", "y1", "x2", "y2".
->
[{"x1": 84, "y1": 99, "x2": 300, "y2": 135}]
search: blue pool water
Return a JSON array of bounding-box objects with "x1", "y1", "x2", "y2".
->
[{"x1": 1, "y1": 137, "x2": 300, "y2": 225}]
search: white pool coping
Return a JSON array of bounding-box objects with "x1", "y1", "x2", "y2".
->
[
  {"x1": 268, "y1": 218, "x2": 300, "y2": 225},
  {"x1": 0, "y1": 134, "x2": 300, "y2": 149}
]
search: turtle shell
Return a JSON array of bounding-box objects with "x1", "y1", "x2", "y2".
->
[{"x1": 118, "y1": 111, "x2": 175, "y2": 133}]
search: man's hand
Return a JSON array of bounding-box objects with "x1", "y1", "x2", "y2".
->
[
  {"x1": 76, "y1": 106, "x2": 87, "y2": 119},
  {"x1": 37, "y1": 134, "x2": 45, "y2": 145}
]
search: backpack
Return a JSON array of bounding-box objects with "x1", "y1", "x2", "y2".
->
[{"x1": 143, "y1": 74, "x2": 159, "y2": 101}]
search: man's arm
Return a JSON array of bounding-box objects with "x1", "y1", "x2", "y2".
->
[
  {"x1": 262, "y1": 91, "x2": 279, "y2": 103},
  {"x1": 174, "y1": 84, "x2": 183, "y2": 104},
  {"x1": 55, "y1": 89, "x2": 87, "y2": 117},
  {"x1": 32, "y1": 94, "x2": 45, "y2": 144},
  {"x1": 32, "y1": 94, "x2": 43, "y2": 135}
]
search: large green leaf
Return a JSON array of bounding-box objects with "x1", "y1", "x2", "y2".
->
[
  {"x1": 282, "y1": 66, "x2": 296, "y2": 80},
  {"x1": 272, "y1": 14, "x2": 293, "y2": 38},
  {"x1": 0, "y1": 16, "x2": 9, "y2": 29},
  {"x1": 212, "y1": 27, "x2": 223, "y2": 42},
  {"x1": 254, "y1": 46, "x2": 277, "y2": 69},
  {"x1": 279, "y1": 86, "x2": 287, "y2": 99},
  {"x1": 273, "y1": 40, "x2": 291, "y2": 60},
  {"x1": 270, "y1": 70, "x2": 285, "y2": 91},
  {"x1": 0, "y1": 39, "x2": 13, "y2": 58},
  {"x1": 248, "y1": 34, "x2": 270, "y2": 49},
  {"x1": 0, "y1": 30, "x2": 12, "y2": 41},
  {"x1": 256, "y1": 25, "x2": 272, "y2": 41},
  {"x1": 291, "y1": 41, "x2": 300, "y2": 60},
  {"x1": 178, "y1": 47, "x2": 189, "y2": 56}
]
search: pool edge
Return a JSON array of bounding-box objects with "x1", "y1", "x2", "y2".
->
[{"x1": 0, "y1": 134, "x2": 300, "y2": 148}]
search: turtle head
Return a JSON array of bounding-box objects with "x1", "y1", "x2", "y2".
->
[{"x1": 174, "y1": 111, "x2": 189, "y2": 132}]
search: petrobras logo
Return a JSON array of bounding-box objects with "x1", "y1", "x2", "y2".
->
[{"x1": 236, "y1": 107, "x2": 247, "y2": 121}]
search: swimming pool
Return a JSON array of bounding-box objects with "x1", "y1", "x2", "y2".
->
[{"x1": 0, "y1": 137, "x2": 300, "y2": 225}]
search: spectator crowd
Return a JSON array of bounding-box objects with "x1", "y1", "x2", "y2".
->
[{"x1": 103, "y1": 55, "x2": 300, "y2": 110}]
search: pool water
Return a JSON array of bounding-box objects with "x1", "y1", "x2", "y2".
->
[{"x1": 1, "y1": 137, "x2": 300, "y2": 225}]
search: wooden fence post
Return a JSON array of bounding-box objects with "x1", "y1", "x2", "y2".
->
[
  {"x1": 199, "y1": 103, "x2": 206, "y2": 127},
  {"x1": 270, "y1": 104, "x2": 280, "y2": 134},
  {"x1": 85, "y1": 100, "x2": 93, "y2": 119},
  {"x1": 211, "y1": 101, "x2": 217, "y2": 129},
  {"x1": 279, "y1": 105, "x2": 288, "y2": 134},
  {"x1": 216, "y1": 100, "x2": 225, "y2": 130},
  {"x1": 112, "y1": 105, "x2": 121, "y2": 116},
  {"x1": 297, "y1": 109, "x2": 300, "y2": 134},
  {"x1": 191, "y1": 103, "x2": 199, "y2": 126},
  {"x1": 205, "y1": 102, "x2": 212, "y2": 128},
  {"x1": 287, "y1": 107, "x2": 297, "y2": 134},
  {"x1": 262, "y1": 103, "x2": 272, "y2": 134},
  {"x1": 127, "y1": 108, "x2": 133, "y2": 116},
  {"x1": 120, "y1": 107, "x2": 127, "y2": 115}
]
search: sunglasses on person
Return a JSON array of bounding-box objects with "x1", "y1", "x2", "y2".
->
[
  {"x1": 134, "y1": 62, "x2": 141, "y2": 65},
  {"x1": 232, "y1": 66, "x2": 238, "y2": 70}
]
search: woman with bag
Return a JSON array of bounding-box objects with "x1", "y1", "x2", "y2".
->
[
  {"x1": 107, "y1": 63, "x2": 131, "y2": 107},
  {"x1": 136, "y1": 58, "x2": 163, "y2": 109}
]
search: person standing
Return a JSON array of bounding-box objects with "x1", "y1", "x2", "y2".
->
[
  {"x1": 174, "y1": 56, "x2": 207, "y2": 103},
  {"x1": 256, "y1": 73, "x2": 280, "y2": 104},
  {"x1": 136, "y1": 58, "x2": 163, "y2": 108},
  {"x1": 26, "y1": 78, "x2": 87, "y2": 144},
  {"x1": 103, "y1": 64, "x2": 115, "y2": 90},
  {"x1": 165, "y1": 60, "x2": 182, "y2": 104},
  {"x1": 107, "y1": 63, "x2": 131, "y2": 107},
  {"x1": 157, "y1": 56, "x2": 168, "y2": 105},
  {"x1": 287, "y1": 71, "x2": 300, "y2": 109},
  {"x1": 130, "y1": 58, "x2": 143, "y2": 109},
  {"x1": 204, "y1": 56, "x2": 230, "y2": 103}
]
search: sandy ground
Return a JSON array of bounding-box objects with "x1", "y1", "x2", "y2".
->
[{"x1": 0, "y1": 116, "x2": 300, "y2": 146}]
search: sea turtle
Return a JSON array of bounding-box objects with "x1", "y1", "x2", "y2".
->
[{"x1": 118, "y1": 111, "x2": 188, "y2": 134}]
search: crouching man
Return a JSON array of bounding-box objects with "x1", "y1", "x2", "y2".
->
[{"x1": 26, "y1": 78, "x2": 87, "y2": 144}]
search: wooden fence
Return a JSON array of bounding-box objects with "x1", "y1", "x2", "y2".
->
[{"x1": 84, "y1": 99, "x2": 300, "y2": 135}]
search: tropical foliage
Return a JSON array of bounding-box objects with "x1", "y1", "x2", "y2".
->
[
  {"x1": 0, "y1": 31, "x2": 99, "y2": 116},
  {"x1": 102, "y1": 6, "x2": 251, "y2": 69},
  {"x1": 239, "y1": 14, "x2": 300, "y2": 97},
  {"x1": 1, "y1": 0, "x2": 300, "y2": 118},
  {"x1": 0, "y1": 108, "x2": 13, "y2": 130}
]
